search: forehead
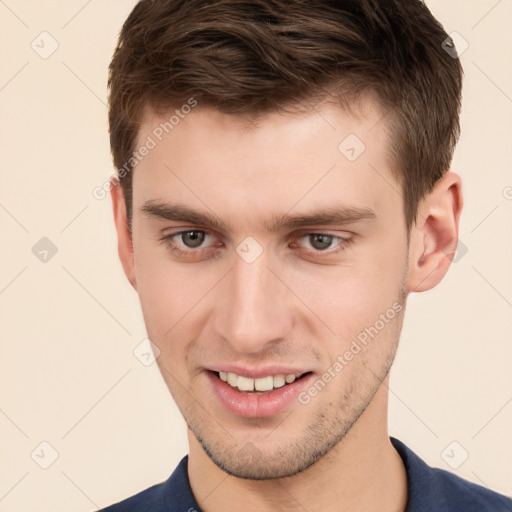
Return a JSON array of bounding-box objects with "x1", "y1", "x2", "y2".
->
[{"x1": 132, "y1": 97, "x2": 400, "y2": 233}]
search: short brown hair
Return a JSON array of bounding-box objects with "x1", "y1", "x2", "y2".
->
[{"x1": 108, "y1": 0, "x2": 463, "y2": 231}]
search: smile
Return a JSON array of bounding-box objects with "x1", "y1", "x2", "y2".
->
[
  {"x1": 208, "y1": 370, "x2": 314, "y2": 418},
  {"x1": 217, "y1": 371, "x2": 307, "y2": 393}
]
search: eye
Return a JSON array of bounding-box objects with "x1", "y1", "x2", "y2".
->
[
  {"x1": 159, "y1": 230, "x2": 216, "y2": 254},
  {"x1": 304, "y1": 234, "x2": 336, "y2": 251},
  {"x1": 295, "y1": 233, "x2": 352, "y2": 253},
  {"x1": 159, "y1": 229, "x2": 353, "y2": 260},
  {"x1": 178, "y1": 230, "x2": 208, "y2": 248}
]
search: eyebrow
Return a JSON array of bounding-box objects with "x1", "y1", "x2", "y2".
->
[{"x1": 141, "y1": 200, "x2": 376, "y2": 232}]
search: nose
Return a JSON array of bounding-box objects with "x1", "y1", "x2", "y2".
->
[{"x1": 214, "y1": 249, "x2": 294, "y2": 354}]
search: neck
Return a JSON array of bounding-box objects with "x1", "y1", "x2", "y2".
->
[{"x1": 187, "y1": 377, "x2": 408, "y2": 512}]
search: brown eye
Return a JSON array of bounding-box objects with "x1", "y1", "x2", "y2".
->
[{"x1": 180, "y1": 231, "x2": 206, "y2": 248}]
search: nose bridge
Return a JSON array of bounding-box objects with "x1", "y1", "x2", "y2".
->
[{"x1": 214, "y1": 251, "x2": 292, "y2": 353}]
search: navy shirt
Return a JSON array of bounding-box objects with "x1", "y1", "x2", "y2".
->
[{"x1": 99, "y1": 437, "x2": 512, "y2": 511}]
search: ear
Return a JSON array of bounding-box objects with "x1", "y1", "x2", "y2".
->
[
  {"x1": 110, "y1": 178, "x2": 137, "y2": 291},
  {"x1": 406, "y1": 171, "x2": 463, "y2": 293}
]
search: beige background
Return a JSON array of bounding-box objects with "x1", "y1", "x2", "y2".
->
[{"x1": 0, "y1": 1, "x2": 511, "y2": 510}]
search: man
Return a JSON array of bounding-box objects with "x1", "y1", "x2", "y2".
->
[{"x1": 101, "y1": 0, "x2": 511, "y2": 510}]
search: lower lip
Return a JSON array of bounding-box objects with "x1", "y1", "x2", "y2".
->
[{"x1": 207, "y1": 371, "x2": 314, "y2": 418}]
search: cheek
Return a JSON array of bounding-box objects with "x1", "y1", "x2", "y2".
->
[
  {"x1": 284, "y1": 241, "x2": 406, "y2": 343},
  {"x1": 132, "y1": 236, "x2": 185, "y2": 337},
  {"x1": 132, "y1": 238, "x2": 217, "y2": 348}
]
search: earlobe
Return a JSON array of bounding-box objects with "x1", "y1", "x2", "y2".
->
[
  {"x1": 406, "y1": 171, "x2": 463, "y2": 293},
  {"x1": 110, "y1": 178, "x2": 137, "y2": 291}
]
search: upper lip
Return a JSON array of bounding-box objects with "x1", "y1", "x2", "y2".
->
[{"x1": 208, "y1": 365, "x2": 311, "y2": 379}]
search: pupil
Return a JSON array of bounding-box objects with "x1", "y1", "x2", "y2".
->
[
  {"x1": 183, "y1": 231, "x2": 205, "y2": 248},
  {"x1": 311, "y1": 234, "x2": 332, "y2": 250}
]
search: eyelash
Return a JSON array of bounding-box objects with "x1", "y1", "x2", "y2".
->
[{"x1": 158, "y1": 230, "x2": 353, "y2": 259}]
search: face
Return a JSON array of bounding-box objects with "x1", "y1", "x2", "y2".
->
[{"x1": 124, "y1": 99, "x2": 410, "y2": 479}]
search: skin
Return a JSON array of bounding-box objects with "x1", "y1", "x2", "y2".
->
[{"x1": 111, "y1": 97, "x2": 463, "y2": 512}]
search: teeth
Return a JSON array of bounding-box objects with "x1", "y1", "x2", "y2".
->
[
  {"x1": 255, "y1": 376, "x2": 273, "y2": 391},
  {"x1": 220, "y1": 371, "x2": 304, "y2": 392},
  {"x1": 272, "y1": 374, "x2": 286, "y2": 388},
  {"x1": 227, "y1": 372, "x2": 238, "y2": 387},
  {"x1": 237, "y1": 375, "x2": 254, "y2": 391}
]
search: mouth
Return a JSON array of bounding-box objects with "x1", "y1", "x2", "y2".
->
[
  {"x1": 213, "y1": 370, "x2": 312, "y2": 394},
  {"x1": 206, "y1": 369, "x2": 315, "y2": 418}
]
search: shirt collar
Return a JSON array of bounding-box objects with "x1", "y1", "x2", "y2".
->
[{"x1": 162, "y1": 437, "x2": 485, "y2": 512}]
